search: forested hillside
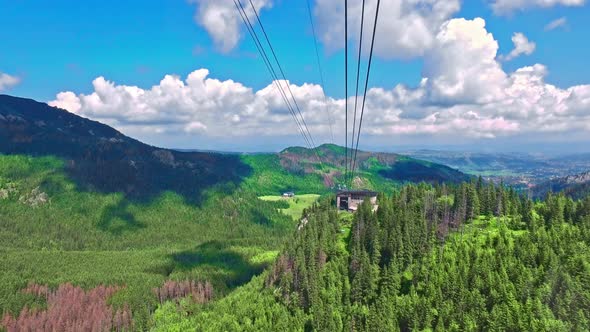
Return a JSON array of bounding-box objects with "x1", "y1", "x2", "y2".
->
[
  {"x1": 152, "y1": 180, "x2": 590, "y2": 331},
  {"x1": 5, "y1": 94, "x2": 588, "y2": 331},
  {"x1": 241, "y1": 144, "x2": 469, "y2": 196},
  {"x1": 0, "y1": 94, "x2": 475, "y2": 331},
  {"x1": 0, "y1": 94, "x2": 250, "y2": 204}
]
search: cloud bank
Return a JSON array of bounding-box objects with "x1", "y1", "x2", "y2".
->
[
  {"x1": 188, "y1": 0, "x2": 581, "y2": 61},
  {"x1": 49, "y1": 17, "x2": 590, "y2": 150}
]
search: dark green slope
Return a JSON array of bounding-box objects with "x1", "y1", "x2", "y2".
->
[
  {"x1": 0, "y1": 95, "x2": 291, "y2": 328},
  {"x1": 0, "y1": 153, "x2": 296, "y2": 329},
  {"x1": 0, "y1": 94, "x2": 250, "y2": 203}
]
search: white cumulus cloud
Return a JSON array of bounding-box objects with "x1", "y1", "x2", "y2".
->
[
  {"x1": 499, "y1": 32, "x2": 536, "y2": 61},
  {"x1": 313, "y1": 0, "x2": 461, "y2": 59},
  {"x1": 0, "y1": 72, "x2": 21, "y2": 92},
  {"x1": 189, "y1": 0, "x2": 272, "y2": 53},
  {"x1": 50, "y1": 91, "x2": 82, "y2": 113},
  {"x1": 422, "y1": 18, "x2": 508, "y2": 105}
]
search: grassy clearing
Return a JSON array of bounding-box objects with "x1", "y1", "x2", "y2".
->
[
  {"x1": 333, "y1": 212, "x2": 353, "y2": 253},
  {"x1": 453, "y1": 215, "x2": 528, "y2": 250},
  {"x1": 259, "y1": 194, "x2": 321, "y2": 220},
  {"x1": 470, "y1": 215, "x2": 527, "y2": 235}
]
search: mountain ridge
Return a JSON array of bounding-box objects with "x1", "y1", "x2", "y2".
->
[
  {"x1": 533, "y1": 171, "x2": 590, "y2": 199},
  {"x1": 0, "y1": 94, "x2": 469, "y2": 198},
  {"x1": 278, "y1": 143, "x2": 470, "y2": 188},
  {"x1": 0, "y1": 94, "x2": 250, "y2": 203}
]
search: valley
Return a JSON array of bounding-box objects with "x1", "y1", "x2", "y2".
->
[
  {"x1": 3, "y1": 0, "x2": 590, "y2": 329},
  {"x1": 1, "y1": 95, "x2": 589, "y2": 330},
  {"x1": 404, "y1": 149, "x2": 590, "y2": 190},
  {"x1": 0, "y1": 95, "x2": 470, "y2": 329}
]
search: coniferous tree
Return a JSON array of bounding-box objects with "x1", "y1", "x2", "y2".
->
[
  {"x1": 466, "y1": 182, "x2": 480, "y2": 220},
  {"x1": 258, "y1": 183, "x2": 590, "y2": 332}
]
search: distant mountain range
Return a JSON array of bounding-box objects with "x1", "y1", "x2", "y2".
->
[
  {"x1": 403, "y1": 150, "x2": 551, "y2": 174},
  {"x1": 0, "y1": 94, "x2": 469, "y2": 198},
  {"x1": 403, "y1": 149, "x2": 590, "y2": 187},
  {"x1": 533, "y1": 171, "x2": 590, "y2": 199}
]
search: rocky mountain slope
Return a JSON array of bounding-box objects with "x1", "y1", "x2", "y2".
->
[{"x1": 533, "y1": 171, "x2": 590, "y2": 199}]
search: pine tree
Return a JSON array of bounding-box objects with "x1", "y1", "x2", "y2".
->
[{"x1": 466, "y1": 183, "x2": 480, "y2": 220}]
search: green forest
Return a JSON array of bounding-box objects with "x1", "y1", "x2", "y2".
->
[
  {"x1": 2, "y1": 153, "x2": 590, "y2": 331},
  {"x1": 151, "y1": 180, "x2": 590, "y2": 331},
  {"x1": 3, "y1": 0, "x2": 590, "y2": 327}
]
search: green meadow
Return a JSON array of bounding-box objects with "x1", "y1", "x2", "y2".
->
[{"x1": 258, "y1": 194, "x2": 321, "y2": 220}]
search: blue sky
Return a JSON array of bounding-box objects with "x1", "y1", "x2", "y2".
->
[{"x1": 1, "y1": 0, "x2": 590, "y2": 153}]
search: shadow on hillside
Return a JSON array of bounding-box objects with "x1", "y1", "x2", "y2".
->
[
  {"x1": 1, "y1": 146, "x2": 252, "y2": 206},
  {"x1": 62, "y1": 151, "x2": 252, "y2": 206},
  {"x1": 97, "y1": 199, "x2": 145, "y2": 235},
  {"x1": 250, "y1": 209, "x2": 275, "y2": 226},
  {"x1": 168, "y1": 241, "x2": 267, "y2": 290},
  {"x1": 0, "y1": 94, "x2": 253, "y2": 206},
  {"x1": 378, "y1": 160, "x2": 469, "y2": 184}
]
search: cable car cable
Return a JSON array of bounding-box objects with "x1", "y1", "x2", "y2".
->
[
  {"x1": 351, "y1": 0, "x2": 380, "y2": 179},
  {"x1": 306, "y1": 0, "x2": 335, "y2": 145},
  {"x1": 350, "y1": 0, "x2": 366, "y2": 185},
  {"x1": 344, "y1": 0, "x2": 349, "y2": 187},
  {"x1": 233, "y1": 0, "x2": 314, "y2": 152},
  {"x1": 247, "y1": 0, "x2": 324, "y2": 166}
]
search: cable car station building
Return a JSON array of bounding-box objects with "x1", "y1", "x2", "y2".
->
[{"x1": 336, "y1": 190, "x2": 378, "y2": 212}]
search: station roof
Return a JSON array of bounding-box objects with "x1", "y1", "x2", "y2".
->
[{"x1": 336, "y1": 190, "x2": 378, "y2": 197}]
